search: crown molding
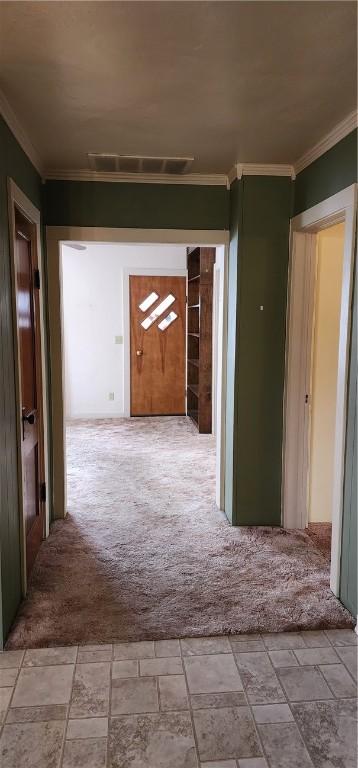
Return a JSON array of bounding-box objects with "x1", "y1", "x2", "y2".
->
[
  {"x1": 45, "y1": 168, "x2": 229, "y2": 187},
  {"x1": 238, "y1": 163, "x2": 295, "y2": 179},
  {"x1": 227, "y1": 165, "x2": 238, "y2": 186},
  {"x1": 294, "y1": 110, "x2": 358, "y2": 175},
  {"x1": 228, "y1": 163, "x2": 295, "y2": 184},
  {"x1": 0, "y1": 89, "x2": 43, "y2": 176}
]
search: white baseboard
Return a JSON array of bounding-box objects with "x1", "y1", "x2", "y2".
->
[{"x1": 66, "y1": 413, "x2": 125, "y2": 420}]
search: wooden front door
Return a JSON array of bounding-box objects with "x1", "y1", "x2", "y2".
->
[
  {"x1": 130, "y1": 275, "x2": 186, "y2": 415},
  {"x1": 14, "y1": 209, "x2": 45, "y2": 577}
]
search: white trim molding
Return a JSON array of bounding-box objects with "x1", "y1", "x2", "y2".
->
[
  {"x1": 227, "y1": 165, "x2": 238, "y2": 186},
  {"x1": 294, "y1": 110, "x2": 358, "y2": 175},
  {"x1": 0, "y1": 89, "x2": 43, "y2": 176},
  {"x1": 47, "y1": 226, "x2": 230, "y2": 246},
  {"x1": 228, "y1": 163, "x2": 295, "y2": 184},
  {"x1": 45, "y1": 168, "x2": 229, "y2": 187},
  {"x1": 46, "y1": 225, "x2": 229, "y2": 522},
  {"x1": 237, "y1": 163, "x2": 295, "y2": 179}
]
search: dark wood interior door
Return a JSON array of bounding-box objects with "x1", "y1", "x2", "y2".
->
[
  {"x1": 15, "y1": 209, "x2": 45, "y2": 577},
  {"x1": 130, "y1": 275, "x2": 186, "y2": 415}
]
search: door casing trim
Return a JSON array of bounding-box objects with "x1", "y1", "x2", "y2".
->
[
  {"x1": 47, "y1": 226, "x2": 229, "y2": 521},
  {"x1": 8, "y1": 179, "x2": 50, "y2": 595},
  {"x1": 282, "y1": 183, "x2": 357, "y2": 596}
]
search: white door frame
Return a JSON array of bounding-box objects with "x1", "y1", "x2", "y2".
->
[
  {"x1": 8, "y1": 179, "x2": 50, "y2": 595},
  {"x1": 282, "y1": 184, "x2": 357, "y2": 595},
  {"x1": 213, "y1": 246, "x2": 228, "y2": 511},
  {"x1": 47, "y1": 226, "x2": 229, "y2": 521},
  {"x1": 122, "y1": 267, "x2": 187, "y2": 418}
]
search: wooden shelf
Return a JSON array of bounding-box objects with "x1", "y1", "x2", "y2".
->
[
  {"x1": 186, "y1": 247, "x2": 215, "y2": 434},
  {"x1": 188, "y1": 410, "x2": 199, "y2": 425},
  {"x1": 187, "y1": 246, "x2": 200, "y2": 257},
  {"x1": 187, "y1": 384, "x2": 198, "y2": 397}
]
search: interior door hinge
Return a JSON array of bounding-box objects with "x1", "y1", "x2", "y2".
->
[
  {"x1": 40, "y1": 481, "x2": 46, "y2": 503},
  {"x1": 34, "y1": 268, "x2": 41, "y2": 289}
]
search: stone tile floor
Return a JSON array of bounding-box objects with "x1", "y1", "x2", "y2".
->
[{"x1": 0, "y1": 629, "x2": 356, "y2": 767}]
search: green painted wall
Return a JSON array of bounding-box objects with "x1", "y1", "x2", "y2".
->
[
  {"x1": 44, "y1": 180, "x2": 229, "y2": 230},
  {"x1": 0, "y1": 116, "x2": 43, "y2": 647},
  {"x1": 294, "y1": 129, "x2": 357, "y2": 216},
  {"x1": 227, "y1": 176, "x2": 292, "y2": 525}
]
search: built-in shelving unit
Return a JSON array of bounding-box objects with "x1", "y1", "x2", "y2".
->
[{"x1": 186, "y1": 246, "x2": 215, "y2": 433}]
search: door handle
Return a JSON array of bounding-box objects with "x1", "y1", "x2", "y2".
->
[
  {"x1": 22, "y1": 410, "x2": 36, "y2": 424},
  {"x1": 22, "y1": 409, "x2": 36, "y2": 440},
  {"x1": 136, "y1": 350, "x2": 143, "y2": 356}
]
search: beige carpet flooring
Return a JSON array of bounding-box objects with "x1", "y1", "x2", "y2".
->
[
  {"x1": 7, "y1": 417, "x2": 353, "y2": 649},
  {"x1": 306, "y1": 522, "x2": 332, "y2": 560}
]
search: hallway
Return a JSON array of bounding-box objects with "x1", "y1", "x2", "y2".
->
[{"x1": 7, "y1": 418, "x2": 352, "y2": 649}]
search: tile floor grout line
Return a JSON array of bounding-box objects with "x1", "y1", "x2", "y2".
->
[
  {"x1": 293, "y1": 646, "x2": 341, "y2": 664},
  {"x1": 323, "y1": 629, "x2": 334, "y2": 647},
  {"x1": 181, "y1": 648, "x2": 206, "y2": 767},
  {"x1": 265, "y1": 652, "x2": 319, "y2": 768},
  {"x1": 333, "y1": 647, "x2": 358, "y2": 684},
  {"x1": 315, "y1": 664, "x2": 345, "y2": 700},
  {"x1": 58, "y1": 646, "x2": 78, "y2": 768},
  {"x1": 0, "y1": 652, "x2": 24, "y2": 739},
  {"x1": 105, "y1": 652, "x2": 113, "y2": 768},
  {"x1": 155, "y1": 673, "x2": 161, "y2": 714},
  {"x1": 322, "y1": 629, "x2": 338, "y2": 646},
  {"x1": 231, "y1": 643, "x2": 272, "y2": 768},
  {"x1": 279, "y1": 656, "x2": 322, "y2": 768},
  {"x1": 291, "y1": 640, "x2": 358, "y2": 686}
]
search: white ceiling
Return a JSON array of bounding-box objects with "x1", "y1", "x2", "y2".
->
[{"x1": 0, "y1": 1, "x2": 356, "y2": 174}]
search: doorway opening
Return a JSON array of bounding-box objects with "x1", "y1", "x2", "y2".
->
[
  {"x1": 283, "y1": 184, "x2": 356, "y2": 597},
  {"x1": 60, "y1": 240, "x2": 227, "y2": 514},
  {"x1": 306, "y1": 223, "x2": 345, "y2": 561}
]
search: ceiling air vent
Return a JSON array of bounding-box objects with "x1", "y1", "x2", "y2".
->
[{"x1": 88, "y1": 154, "x2": 194, "y2": 175}]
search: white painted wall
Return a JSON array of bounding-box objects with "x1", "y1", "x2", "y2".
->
[
  {"x1": 61, "y1": 243, "x2": 186, "y2": 418},
  {"x1": 213, "y1": 246, "x2": 226, "y2": 509},
  {"x1": 308, "y1": 223, "x2": 345, "y2": 523}
]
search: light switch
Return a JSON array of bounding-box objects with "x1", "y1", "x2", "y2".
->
[
  {"x1": 108, "y1": 392, "x2": 115, "y2": 400},
  {"x1": 115, "y1": 335, "x2": 123, "y2": 344}
]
